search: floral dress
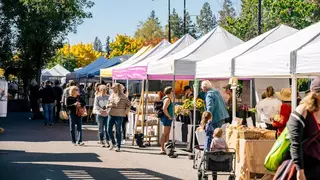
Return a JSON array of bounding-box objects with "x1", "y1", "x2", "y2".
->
[{"x1": 204, "y1": 120, "x2": 214, "y2": 152}]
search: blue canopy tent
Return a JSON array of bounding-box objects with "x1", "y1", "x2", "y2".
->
[
  {"x1": 66, "y1": 56, "x2": 108, "y2": 80},
  {"x1": 85, "y1": 57, "x2": 121, "y2": 78}
]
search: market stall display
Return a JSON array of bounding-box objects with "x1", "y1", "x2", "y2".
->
[{"x1": 226, "y1": 125, "x2": 276, "y2": 180}]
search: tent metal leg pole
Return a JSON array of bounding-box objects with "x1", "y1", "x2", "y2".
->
[
  {"x1": 292, "y1": 76, "x2": 298, "y2": 111},
  {"x1": 192, "y1": 81, "x2": 198, "y2": 155},
  {"x1": 126, "y1": 79, "x2": 129, "y2": 96},
  {"x1": 232, "y1": 85, "x2": 237, "y2": 122},
  {"x1": 172, "y1": 75, "x2": 176, "y2": 144}
]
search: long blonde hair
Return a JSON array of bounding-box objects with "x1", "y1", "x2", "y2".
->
[
  {"x1": 300, "y1": 91, "x2": 320, "y2": 112},
  {"x1": 200, "y1": 111, "x2": 212, "y2": 129}
]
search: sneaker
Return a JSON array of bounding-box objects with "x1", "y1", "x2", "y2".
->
[
  {"x1": 109, "y1": 144, "x2": 115, "y2": 150},
  {"x1": 106, "y1": 141, "x2": 110, "y2": 148},
  {"x1": 121, "y1": 140, "x2": 126, "y2": 145},
  {"x1": 78, "y1": 142, "x2": 84, "y2": 146},
  {"x1": 115, "y1": 147, "x2": 120, "y2": 152},
  {"x1": 100, "y1": 141, "x2": 106, "y2": 147},
  {"x1": 72, "y1": 143, "x2": 77, "y2": 146}
]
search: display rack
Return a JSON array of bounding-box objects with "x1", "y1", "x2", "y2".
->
[{"x1": 132, "y1": 82, "x2": 160, "y2": 146}]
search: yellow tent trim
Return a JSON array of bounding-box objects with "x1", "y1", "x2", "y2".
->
[{"x1": 100, "y1": 45, "x2": 153, "y2": 78}]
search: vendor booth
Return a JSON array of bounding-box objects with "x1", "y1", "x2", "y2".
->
[
  {"x1": 143, "y1": 26, "x2": 243, "y2": 147},
  {"x1": 41, "y1": 64, "x2": 70, "y2": 82},
  {"x1": 207, "y1": 22, "x2": 320, "y2": 180}
]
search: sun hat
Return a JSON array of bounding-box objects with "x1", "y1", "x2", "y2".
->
[
  {"x1": 276, "y1": 88, "x2": 292, "y2": 102},
  {"x1": 310, "y1": 77, "x2": 320, "y2": 92}
]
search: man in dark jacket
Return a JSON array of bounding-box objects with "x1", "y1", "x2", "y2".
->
[
  {"x1": 39, "y1": 80, "x2": 56, "y2": 126},
  {"x1": 53, "y1": 80, "x2": 63, "y2": 123}
]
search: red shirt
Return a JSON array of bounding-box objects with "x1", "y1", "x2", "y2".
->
[{"x1": 272, "y1": 103, "x2": 291, "y2": 136}]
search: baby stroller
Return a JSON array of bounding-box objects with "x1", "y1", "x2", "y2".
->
[{"x1": 193, "y1": 130, "x2": 236, "y2": 180}]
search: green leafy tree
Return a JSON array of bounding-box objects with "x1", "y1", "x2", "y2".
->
[
  {"x1": 263, "y1": 0, "x2": 319, "y2": 31},
  {"x1": 93, "y1": 36, "x2": 103, "y2": 52},
  {"x1": 0, "y1": 0, "x2": 94, "y2": 90},
  {"x1": 224, "y1": 0, "x2": 320, "y2": 41},
  {"x1": 218, "y1": 0, "x2": 237, "y2": 27},
  {"x1": 196, "y1": 2, "x2": 217, "y2": 36},
  {"x1": 134, "y1": 10, "x2": 165, "y2": 42}
]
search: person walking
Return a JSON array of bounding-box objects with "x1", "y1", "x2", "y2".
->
[
  {"x1": 39, "y1": 80, "x2": 56, "y2": 126},
  {"x1": 107, "y1": 83, "x2": 131, "y2": 152},
  {"x1": 29, "y1": 79, "x2": 40, "y2": 120},
  {"x1": 201, "y1": 80, "x2": 229, "y2": 129},
  {"x1": 160, "y1": 86, "x2": 174, "y2": 154},
  {"x1": 62, "y1": 80, "x2": 76, "y2": 105},
  {"x1": 66, "y1": 86, "x2": 86, "y2": 146},
  {"x1": 285, "y1": 77, "x2": 320, "y2": 179},
  {"x1": 93, "y1": 85, "x2": 111, "y2": 148},
  {"x1": 53, "y1": 80, "x2": 63, "y2": 123}
]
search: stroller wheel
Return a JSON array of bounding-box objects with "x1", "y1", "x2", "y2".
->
[{"x1": 228, "y1": 175, "x2": 235, "y2": 180}]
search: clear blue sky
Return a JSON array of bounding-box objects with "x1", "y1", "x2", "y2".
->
[{"x1": 68, "y1": 0, "x2": 241, "y2": 45}]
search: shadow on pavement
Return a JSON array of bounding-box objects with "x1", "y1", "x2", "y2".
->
[
  {"x1": 0, "y1": 150, "x2": 181, "y2": 180},
  {"x1": 0, "y1": 113, "x2": 99, "y2": 142},
  {"x1": 0, "y1": 150, "x2": 102, "y2": 162}
]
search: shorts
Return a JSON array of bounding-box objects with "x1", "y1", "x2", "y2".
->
[{"x1": 160, "y1": 116, "x2": 172, "y2": 127}]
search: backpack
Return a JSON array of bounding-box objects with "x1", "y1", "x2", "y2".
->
[{"x1": 154, "y1": 97, "x2": 168, "y2": 118}]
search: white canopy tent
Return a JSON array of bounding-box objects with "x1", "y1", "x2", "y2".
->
[
  {"x1": 147, "y1": 26, "x2": 243, "y2": 80},
  {"x1": 196, "y1": 25, "x2": 298, "y2": 79},
  {"x1": 134, "y1": 34, "x2": 196, "y2": 66},
  {"x1": 296, "y1": 36, "x2": 320, "y2": 76},
  {"x1": 234, "y1": 21, "x2": 320, "y2": 110},
  {"x1": 113, "y1": 40, "x2": 171, "y2": 70},
  {"x1": 234, "y1": 22, "x2": 320, "y2": 78},
  {"x1": 112, "y1": 40, "x2": 171, "y2": 80}
]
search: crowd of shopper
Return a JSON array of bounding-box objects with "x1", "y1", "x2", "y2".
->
[{"x1": 28, "y1": 79, "x2": 131, "y2": 152}]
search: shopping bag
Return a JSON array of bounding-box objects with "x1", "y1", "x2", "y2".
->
[
  {"x1": 76, "y1": 106, "x2": 87, "y2": 117},
  {"x1": 273, "y1": 159, "x2": 296, "y2": 180},
  {"x1": 264, "y1": 128, "x2": 290, "y2": 172},
  {"x1": 59, "y1": 107, "x2": 69, "y2": 120}
]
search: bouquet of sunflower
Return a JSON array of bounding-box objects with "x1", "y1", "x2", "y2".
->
[
  {"x1": 181, "y1": 98, "x2": 205, "y2": 113},
  {"x1": 195, "y1": 98, "x2": 205, "y2": 113}
]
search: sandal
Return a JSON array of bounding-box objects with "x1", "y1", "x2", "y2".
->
[{"x1": 160, "y1": 151, "x2": 166, "y2": 155}]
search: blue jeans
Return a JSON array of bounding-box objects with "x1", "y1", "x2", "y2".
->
[
  {"x1": 43, "y1": 103, "x2": 54, "y2": 125},
  {"x1": 107, "y1": 116, "x2": 123, "y2": 149},
  {"x1": 96, "y1": 115, "x2": 110, "y2": 141},
  {"x1": 69, "y1": 113, "x2": 83, "y2": 144}
]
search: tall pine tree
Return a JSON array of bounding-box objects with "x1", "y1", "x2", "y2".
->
[
  {"x1": 196, "y1": 2, "x2": 217, "y2": 36},
  {"x1": 134, "y1": 10, "x2": 165, "y2": 42},
  {"x1": 218, "y1": 0, "x2": 236, "y2": 27},
  {"x1": 105, "y1": 36, "x2": 111, "y2": 57},
  {"x1": 93, "y1": 37, "x2": 103, "y2": 52},
  {"x1": 170, "y1": 8, "x2": 183, "y2": 39}
]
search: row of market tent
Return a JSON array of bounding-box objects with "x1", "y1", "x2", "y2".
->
[{"x1": 64, "y1": 22, "x2": 319, "y2": 104}]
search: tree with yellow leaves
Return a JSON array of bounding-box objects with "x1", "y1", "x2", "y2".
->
[
  {"x1": 49, "y1": 43, "x2": 103, "y2": 71},
  {"x1": 109, "y1": 34, "x2": 144, "y2": 58}
]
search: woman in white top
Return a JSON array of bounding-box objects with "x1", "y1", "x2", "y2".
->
[{"x1": 256, "y1": 86, "x2": 282, "y2": 130}]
